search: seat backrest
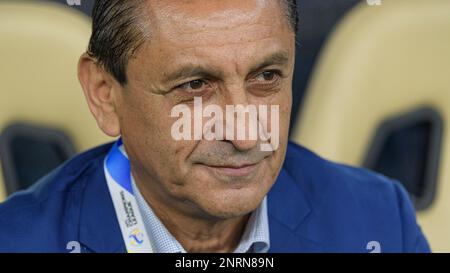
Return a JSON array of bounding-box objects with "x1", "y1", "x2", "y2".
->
[
  {"x1": 292, "y1": 0, "x2": 450, "y2": 252},
  {"x1": 290, "y1": 0, "x2": 361, "y2": 131},
  {"x1": 0, "y1": 1, "x2": 111, "y2": 201}
]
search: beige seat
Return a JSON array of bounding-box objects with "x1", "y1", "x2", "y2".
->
[
  {"x1": 0, "y1": 1, "x2": 111, "y2": 201},
  {"x1": 292, "y1": 0, "x2": 450, "y2": 252}
]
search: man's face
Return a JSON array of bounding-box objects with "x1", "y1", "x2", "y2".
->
[{"x1": 115, "y1": 0, "x2": 295, "y2": 220}]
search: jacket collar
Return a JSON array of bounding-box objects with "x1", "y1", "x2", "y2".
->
[
  {"x1": 267, "y1": 167, "x2": 323, "y2": 252},
  {"x1": 77, "y1": 145, "x2": 126, "y2": 253}
]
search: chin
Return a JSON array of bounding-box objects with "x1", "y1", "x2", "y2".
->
[
  {"x1": 192, "y1": 182, "x2": 270, "y2": 220},
  {"x1": 180, "y1": 159, "x2": 278, "y2": 219}
]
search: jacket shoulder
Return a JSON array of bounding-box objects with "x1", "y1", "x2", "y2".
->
[
  {"x1": 0, "y1": 142, "x2": 113, "y2": 252},
  {"x1": 285, "y1": 141, "x2": 405, "y2": 201},
  {"x1": 282, "y1": 141, "x2": 430, "y2": 252}
]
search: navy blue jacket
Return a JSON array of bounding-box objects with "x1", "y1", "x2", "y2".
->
[{"x1": 0, "y1": 142, "x2": 430, "y2": 252}]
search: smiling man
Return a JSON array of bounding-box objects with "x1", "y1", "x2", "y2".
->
[{"x1": 0, "y1": 0, "x2": 430, "y2": 253}]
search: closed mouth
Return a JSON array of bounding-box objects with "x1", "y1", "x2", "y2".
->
[{"x1": 201, "y1": 161, "x2": 262, "y2": 177}]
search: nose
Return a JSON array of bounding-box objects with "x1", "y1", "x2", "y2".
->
[
  {"x1": 220, "y1": 84, "x2": 259, "y2": 152},
  {"x1": 228, "y1": 138, "x2": 259, "y2": 152}
]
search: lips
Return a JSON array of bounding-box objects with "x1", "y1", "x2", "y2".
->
[{"x1": 201, "y1": 162, "x2": 261, "y2": 177}]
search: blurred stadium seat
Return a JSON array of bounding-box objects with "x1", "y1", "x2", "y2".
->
[
  {"x1": 291, "y1": 0, "x2": 360, "y2": 132},
  {"x1": 292, "y1": 0, "x2": 450, "y2": 251},
  {"x1": 0, "y1": 1, "x2": 110, "y2": 201},
  {"x1": 45, "y1": 0, "x2": 94, "y2": 16}
]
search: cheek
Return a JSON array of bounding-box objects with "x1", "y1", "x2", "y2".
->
[
  {"x1": 120, "y1": 95, "x2": 195, "y2": 178},
  {"x1": 264, "y1": 91, "x2": 291, "y2": 169},
  {"x1": 253, "y1": 90, "x2": 291, "y2": 138},
  {"x1": 276, "y1": 88, "x2": 292, "y2": 133}
]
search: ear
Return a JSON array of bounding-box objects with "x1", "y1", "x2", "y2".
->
[{"x1": 78, "y1": 53, "x2": 121, "y2": 137}]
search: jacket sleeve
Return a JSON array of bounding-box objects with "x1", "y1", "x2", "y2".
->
[{"x1": 393, "y1": 181, "x2": 431, "y2": 253}]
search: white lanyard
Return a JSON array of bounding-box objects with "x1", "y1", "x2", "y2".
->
[{"x1": 103, "y1": 139, "x2": 154, "y2": 253}]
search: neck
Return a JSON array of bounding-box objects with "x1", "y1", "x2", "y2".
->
[
  {"x1": 158, "y1": 208, "x2": 250, "y2": 253},
  {"x1": 133, "y1": 173, "x2": 250, "y2": 253}
]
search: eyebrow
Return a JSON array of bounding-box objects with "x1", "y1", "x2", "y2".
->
[
  {"x1": 163, "y1": 50, "x2": 290, "y2": 84},
  {"x1": 163, "y1": 65, "x2": 223, "y2": 85},
  {"x1": 248, "y1": 51, "x2": 290, "y2": 74}
]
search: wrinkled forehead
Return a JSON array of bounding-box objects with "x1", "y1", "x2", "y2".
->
[
  {"x1": 126, "y1": 0, "x2": 295, "y2": 86},
  {"x1": 145, "y1": 0, "x2": 290, "y2": 44}
]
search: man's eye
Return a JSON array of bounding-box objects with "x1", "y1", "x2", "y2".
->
[
  {"x1": 179, "y1": 80, "x2": 206, "y2": 91},
  {"x1": 255, "y1": 71, "x2": 279, "y2": 82}
]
